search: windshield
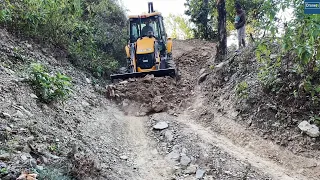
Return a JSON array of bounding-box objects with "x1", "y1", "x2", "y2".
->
[{"x1": 129, "y1": 17, "x2": 161, "y2": 42}]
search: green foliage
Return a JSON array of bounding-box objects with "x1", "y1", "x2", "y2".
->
[
  {"x1": 311, "y1": 116, "x2": 320, "y2": 126},
  {"x1": 185, "y1": 0, "x2": 216, "y2": 40},
  {"x1": 0, "y1": 167, "x2": 8, "y2": 176},
  {"x1": 48, "y1": 144, "x2": 58, "y2": 153},
  {"x1": 30, "y1": 63, "x2": 72, "y2": 103},
  {"x1": 0, "y1": 0, "x2": 127, "y2": 77},
  {"x1": 236, "y1": 81, "x2": 249, "y2": 99},
  {"x1": 255, "y1": 0, "x2": 320, "y2": 106},
  {"x1": 184, "y1": 0, "x2": 265, "y2": 39},
  {"x1": 0, "y1": 7, "x2": 12, "y2": 22},
  {"x1": 226, "y1": 0, "x2": 264, "y2": 28},
  {"x1": 256, "y1": 42, "x2": 282, "y2": 90},
  {"x1": 165, "y1": 14, "x2": 193, "y2": 39}
]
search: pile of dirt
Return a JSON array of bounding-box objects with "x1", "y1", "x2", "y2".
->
[
  {"x1": 107, "y1": 76, "x2": 187, "y2": 113},
  {"x1": 106, "y1": 41, "x2": 216, "y2": 114}
]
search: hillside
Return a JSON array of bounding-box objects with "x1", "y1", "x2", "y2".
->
[{"x1": 0, "y1": 26, "x2": 319, "y2": 180}]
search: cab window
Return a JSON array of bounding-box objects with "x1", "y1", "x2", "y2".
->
[
  {"x1": 130, "y1": 23, "x2": 140, "y2": 41},
  {"x1": 141, "y1": 18, "x2": 160, "y2": 38}
]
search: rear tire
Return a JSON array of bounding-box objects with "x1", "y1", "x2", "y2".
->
[
  {"x1": 166, "y1": 53, "x2": 180, "y2": 81},
  {"x1": 119, "y1": 67, "x2": 127, "y2": 74}
]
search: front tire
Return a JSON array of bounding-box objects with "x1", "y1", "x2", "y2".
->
[{"x1": 166, "y1": 53, "x2": 175, "y2": 69}]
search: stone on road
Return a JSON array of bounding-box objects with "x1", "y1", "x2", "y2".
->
[
  {"x1": 196, "y1": 169, "x2": 206, "y2": 179},
  {"x1": 165, "y1": 130, "x2": 174, "y2": 141},
  {"x1": 153, "y1": 122, "x2": 168, "y2": 130},
  {"x1": 180, "y1": 154, "x2": 191, "y2": 166},
  {"x1": 298, "y1": 121, "x2": 320, "y2": 137}
]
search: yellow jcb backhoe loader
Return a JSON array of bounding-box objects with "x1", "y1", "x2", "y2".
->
[{"x1": 110, "y1": 2, "x2": 177, "y2": 82}]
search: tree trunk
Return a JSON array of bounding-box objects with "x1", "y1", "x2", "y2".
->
[
  {"x1": 203, "y1": 0, "x2": 209, "y2": 39},
  {"x1": 216, "y1": 0, "x2": 227, "y2": 62}
]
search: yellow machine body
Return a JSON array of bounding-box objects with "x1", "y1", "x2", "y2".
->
[{"x1": 110, "y1": 2, "x2": 176, "y2": 82}]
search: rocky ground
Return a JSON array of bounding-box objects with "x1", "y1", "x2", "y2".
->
[
  {"x1": 107, "y1": 39, "x2": 320, "y2": 180},
  {"x1": 200, "y1": 45, "x2": 320, "y2": 159},
  {"x1": 0, "y1": 28, "x2": 319, "y2": 180}
]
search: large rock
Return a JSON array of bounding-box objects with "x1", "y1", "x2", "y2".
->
[
  {"x1": 13, "y1": 111, "x2": 24, "y2": 118},
  {"x1": 198, "y1": 73, "x2": 209, "y2": 84},
  {"x1": 20, "y1": 154, "x2": 29, "y2": 161},
  {"x1": 119, "y1": 80, "x2": 128, "y2": 84},
  {"x1": 180, "y1": 154, "x2": 191, "y2": 166},
  {"x1": 151, "y1": 96, "x2": 166, "y2": 112},
  {"x1": 153, "y1": 122, "x2": 168, "y2": 130},
  {"x1": 120, "y1": 155, "x2": 128, "y2": 160},
  {"x1": 82, "y1": 101, "x2": 90, "y2": 107},
  {"x1": 165, "y1": 130, "x2": 174, "y2": 141},
  {"x1": 298, "y1": 121, "x2": 320, "y2": 137},
  {"x1": 0, "y1": 153, "x2": 10, "y2": 161},
  {"x1": 30, "y1": 93, "x2": 38, "y2": 99},
  {"x1": 85, "y1": 78, "x2": 91, "y2": 84},
  {"x1": 196, "y1": 169, "x2": 206, "y2": 179},
  {"x1": 184, "y1": 164, "x2": 197, "y2": 174},
  {"x1": 1, "y1": 112, "x2": 11, "y2": 119},
  {"x1": 166, "y1": 151, "x2": 180, "y2": 161},
  {"x1": 199, "y1": 68, "x2": 206, "y2": 75}
]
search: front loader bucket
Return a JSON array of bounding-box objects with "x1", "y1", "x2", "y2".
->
[{"x1": 110, "y1": 68, "x2": 176, "y2": 82}]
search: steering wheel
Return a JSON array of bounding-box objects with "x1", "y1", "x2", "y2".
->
[{"x1": 140, "y1": 31, "x2": 158, "y2": 39}]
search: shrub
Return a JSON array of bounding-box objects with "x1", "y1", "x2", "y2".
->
[
  {"x1": 0, "y1": 0, "x2": 127, "y2": 78},
  {"x1": 255, "y1": 1, "x2": 320, "y2": 105},
  {"x1": 30, "y1": 63, "x2": 72, "y2": 103},
  {"x1": 236, "y1": 81, "x2": 249, "y2": 99}
]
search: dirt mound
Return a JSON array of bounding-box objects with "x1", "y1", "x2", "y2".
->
[
  {"x1": 107, "y1": 76, "x2": 186, "y2": 113},
  {"x1": 106, "y1": 41, "x2": 215, "y2": 114}
]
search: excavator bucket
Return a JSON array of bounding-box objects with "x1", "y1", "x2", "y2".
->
[{"x1": 110, "y1": 68, "x2": 176, "y2": 82}]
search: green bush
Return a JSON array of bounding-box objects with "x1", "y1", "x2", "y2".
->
[
  {"x1": 30, "y1": 63, "x2": 72, "y2": 103},
  {"x1": 236, "y1": 81, "x2": 249, "y2": 99},
  {"x1": 0, "y1": 167, "x2": 8, "y2": 176},
  {"x1": 255, "y1": 0, "x2": 320, "y2": 105},
  {"x1": 0, "y1": 0, "x2": 127, "y2": 77}
]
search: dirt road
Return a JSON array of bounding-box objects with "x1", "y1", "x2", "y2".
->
[
  {"x1": 98, "y1": 40, "x2": 319, "y2": 179},
  {"x1": 2, "y1": 27, "x2": 318, "y2": 180}
]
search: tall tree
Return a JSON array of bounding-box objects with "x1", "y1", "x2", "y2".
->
[
  {"x1": 184, "y1": 0, "x2": 216, "y2": 40},
  {"x1": 165, "y1": 14, "x2": 193, "y2": 39},
  {"x1": 216, "y1": 0, "x2": 227, "y2": 62},
  {"x1": 185, "y1": 0, "x2": 265, "y2": 40}
]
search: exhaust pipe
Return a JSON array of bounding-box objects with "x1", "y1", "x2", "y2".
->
[{"x1": 148, "y1": 2, "x2": 154, "y2": 13}]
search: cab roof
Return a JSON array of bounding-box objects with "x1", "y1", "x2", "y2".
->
[{"x1": 128, "y1": 12, "x2": 162, "y2": 19}]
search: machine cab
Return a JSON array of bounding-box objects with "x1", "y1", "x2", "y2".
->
[{"x1": 129, "y1": 13, "x2": 167, "y2": 44}]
